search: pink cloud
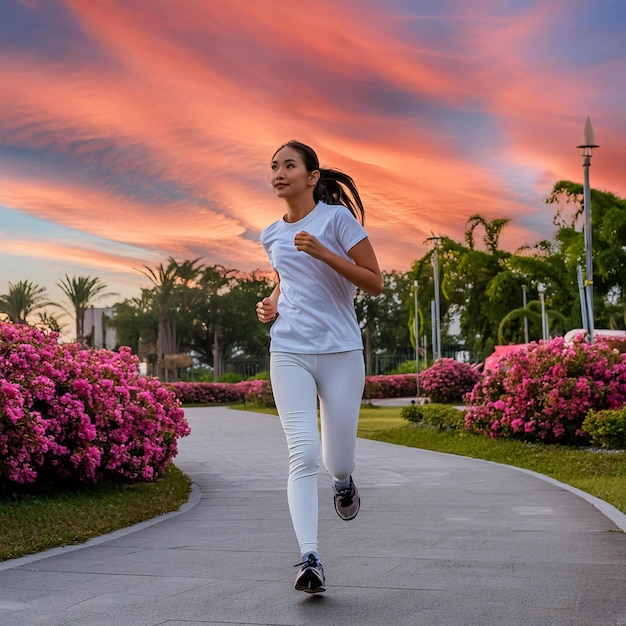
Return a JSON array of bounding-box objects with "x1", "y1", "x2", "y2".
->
[{"x1": 1, "y1": 0, "x2": 624, "y2": 295}]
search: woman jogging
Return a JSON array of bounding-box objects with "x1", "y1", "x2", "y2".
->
[{"x1": 256, "y1": 140, "x2": 383, "y2": 593}]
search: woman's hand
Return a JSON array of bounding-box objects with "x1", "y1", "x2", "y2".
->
[
  {"x1": 294, "y1": 230, "x2": 327, "y2": 260},
  {"x1": 294, "y1": 231, "x2": 383, "y2": 296},
  {"x1": 256, "y1": 297, "x2": 278, "y2": 323}
]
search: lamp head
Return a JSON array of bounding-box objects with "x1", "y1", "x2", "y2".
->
[{"x1": 577, "y1": 116, "x2": 599, "y2": 156}]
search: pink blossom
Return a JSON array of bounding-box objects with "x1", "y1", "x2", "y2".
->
[
  {"x1": 465, "y1": 336, "x2": 626, "y2": 444},
  {"x1": 0, "y1": 321, "x2": 189, "y2": 487}
]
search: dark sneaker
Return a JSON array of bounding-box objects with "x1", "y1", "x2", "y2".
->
[
  {"x1": 294, "y1": 554, "x2": 326, "y2": 593},
  {"x1": 333, "y1": 476, "x2": 360, "y2": 521}
]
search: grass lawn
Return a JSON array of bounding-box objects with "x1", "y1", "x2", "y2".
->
[{"x1": 0, "y1": 463, "x2": 191, "y2": 562}]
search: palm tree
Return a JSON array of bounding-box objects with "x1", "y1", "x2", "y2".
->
[
  {"x1": 139, "y1": 258, "x2": 203, "y2": 379},
  {"x1": 35, "y1": 311, "x2": 63, "y2": 334},
  {"x1": 0, "y1": 280, "x2": 55, "y2": 324},
  {"x1": 56, "y1": 275, "x2": 116, "y2": 343}
]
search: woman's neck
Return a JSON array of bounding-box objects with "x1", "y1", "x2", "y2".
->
[{"x1": 284, "y1": 197, "x2": 317, "y2": 223}]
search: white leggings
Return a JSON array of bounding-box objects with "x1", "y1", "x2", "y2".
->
[{"x1": 270, "y1": 350, "x2": 365, "y2": 556}]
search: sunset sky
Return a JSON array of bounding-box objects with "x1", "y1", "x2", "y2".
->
[{"x1": 1, "y1": 0, "x2": 625, "y2": 315}]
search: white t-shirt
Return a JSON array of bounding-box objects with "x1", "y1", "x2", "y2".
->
[{"x1": 260, "y1": 202, "x2": 368, "y2": 354}]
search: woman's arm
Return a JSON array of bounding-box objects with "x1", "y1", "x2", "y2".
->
[
  {"x1": 256, "y1": 281, "x2": 280, "y2": 323},
  {"x1": 293, "y1": 231, "x2": 383, "y2": 296}
]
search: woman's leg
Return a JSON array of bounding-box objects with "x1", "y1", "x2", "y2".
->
[
  {"x1": 270, "y1": 352, "x2": 320, "y2": 556},
  {"x1": 316, "y1": 350, "x2": 365, "y2": 484}
]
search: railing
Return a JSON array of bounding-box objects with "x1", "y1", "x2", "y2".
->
[{"x1": 221, "y1": 347, "x2": 481, "y2": 379}]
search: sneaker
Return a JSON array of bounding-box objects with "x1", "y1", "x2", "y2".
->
[
  {"x1": 333, "y1": 476, "x2": 360, "y2": 521},
  {"x1": 294, "y1": 553, "x2": 326, "y2": 593}
]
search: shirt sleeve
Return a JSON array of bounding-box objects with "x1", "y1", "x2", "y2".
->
[{"x1": 334, "y1": 206, "x2": 368, "y2": 253}]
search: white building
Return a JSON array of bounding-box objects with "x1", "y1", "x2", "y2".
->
[{"x1": 83, "y1": 307, "x2": 117, "y2": 349}]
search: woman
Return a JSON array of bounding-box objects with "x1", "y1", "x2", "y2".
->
[{"x1": 257, "y1": 140, "x2": 383, "y2": 593}]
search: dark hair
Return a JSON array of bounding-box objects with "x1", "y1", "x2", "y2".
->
[{"x1": 272, "y1": 140, "x2": 365, "y2": 224}]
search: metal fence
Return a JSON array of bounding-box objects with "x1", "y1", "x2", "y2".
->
[{"x1": 220, "y1": 345, "x2": 481, "y2": 380}]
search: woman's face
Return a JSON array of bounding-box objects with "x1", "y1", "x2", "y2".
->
[{"x1": 270, "y1": 146, "x2": 318, "y2": 201}]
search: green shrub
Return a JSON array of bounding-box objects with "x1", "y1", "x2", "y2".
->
[
  {"x1": 391, "y1": 360, "x2": 419, "y2": 375},
  {"x1": 582, "y1": 407, "x2": 626, "y2": 450},
  {"x1": 251, "y1": 371, "x2": 270, "y2": 380},
  {"x1": 400, "y1": 403, "x2": 466, "y2": 430},
  {"x1": 180, "y1": 365, "x2": 213, "y2": 382},
  {"x1": 217, "y1": 372, "x2": 243, "y2": 384}
]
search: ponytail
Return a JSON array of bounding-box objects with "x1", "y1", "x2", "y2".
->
[
  {"x1": 273, "y1": 140, "x2": 365, "y2": 225},
  {"x1": 315, "y1": 168, "x2": 365, "y2": 225}
]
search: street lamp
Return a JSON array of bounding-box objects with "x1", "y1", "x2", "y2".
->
[
  {"x1": 413, "y1": 280, "x2": 420, "y2": 398},
  {"x1": 426, "y1": 236, "x2": 442, "y2": 360},
  {"x1": 577, "y1": 116, "x2": 599, "y2": 343},
  {"x1": 537, "y1": 283, "x2": 548, "y2": 340},
  {"x1": 521, "y1": 284, "x2": 529, "y2": 344},
  {"x1": 576, "y1": 265, "x2": 588, "y2": 333}
]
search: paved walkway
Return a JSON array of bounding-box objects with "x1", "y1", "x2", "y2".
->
[{"x1": 1, "y1": 406, "x2": 625, "y2": 625}]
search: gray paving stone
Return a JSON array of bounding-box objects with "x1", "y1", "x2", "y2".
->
[{"x1": 1, "y1": 405, "x2": 625, "y2": 626}]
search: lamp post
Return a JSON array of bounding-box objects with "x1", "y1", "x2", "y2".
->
[
  {"x1": 426, "y1": 236, "x2": 442, "y2": 360},
  {"x1": 413, "y1": 280, "x2": 420, "y2": 398},
  {"x1": 521, "y1": 284, "x2": 529, "y2": 344},
  {"x1": 430, "y1": 300, "x2": 437, "y2": 361},
  {"x1": 576, "y1": 265, "x2": 588, "y2": 333},
  {"x1": 537, "y1": 283, "x2": 548, "y2": 340},
  {"x1": 577, "y1": 116, "x2": 599, "y2": 343}
]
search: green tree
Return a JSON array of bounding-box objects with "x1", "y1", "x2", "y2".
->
[
  {"x1": 211, "y1": 273, "x2": 274, "y2": 367},
  {"x1": 546, "y1": 181, "x2": 626, "y2": 329},
  {"x1": 190, "y1": 265, "x2": 238, "y2": 376},
  {"x1": 411, "y1": 237, "x2": 461, "y2": 356},
  {"x1": 56, "y1": 275, "x2": 115, "y2": 343},
  {"x1": 355, "y1": 270, "x2": 412, "y2": 375},
  {"x1": 35, "y1": 311, "x2": 64, "y2": 334},
  {"x1": 0, "y1": 280, "x2": 55, "y2": 325},
  {"x1": 190, "y1": 268, "x2": 274, "y2": 376},
  {"x1": 139, "y1": 258, "x2": 204, "y2": 379},
  {"x1": 110, "y1": 291, "x2": 158, "y2": 357}
]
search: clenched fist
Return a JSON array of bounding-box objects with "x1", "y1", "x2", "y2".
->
[{"x1": 256, "y1": 297, "x2": 277, "y2": 323}]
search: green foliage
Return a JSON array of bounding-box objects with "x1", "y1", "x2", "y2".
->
[
  {"x1": 583, "y1": 407, "x2": 626, "y2": 450},
  {"x1": 407, "y1": 184, "x2": 626, "y2": 358},
  {"x1": 547, "y1": 181, "x2": 626, "y2": 329},
  {"x1": 180, "y1": 365, "x2": 214, "y2": 382},
  {"x1": 191, "y1": 268, "x2": 274, "y2": 369},
  {"x1": 0, "y1": 280, "x2": 55, "y2": 325},
  {"x1": 251, "y1": 371, "x2": 270, "y2": 380},
  {"x1": 217, "y1": 372, "x2": 243, "y2": 383},
  {"x1": 391, "y1": 360, "x2": 419, "y2": 375},
  {"x1": 56, "y1": 274, "x2": 116, "y2": 343},
  {"x1": 355, "y1": 270, "x2": 413, "y2": 375},
  {"x1": 111, "y1": 293, "x2": 157, "y2": 354},
  {"x1": 400, "y1": 403, "x2": 466, "y2": 430}
]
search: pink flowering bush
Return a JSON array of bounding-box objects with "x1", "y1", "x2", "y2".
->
[
  {"x1": 164, "y1": 379, "x2": 275, "y2": 407},
  {"x1": 364, "y1": 374, "x2": 419, "y2": 400},
  {"x1": 165, "y1": 381, "x2": 244, "y2": 404},
  {"x1": 464, "y1": 337, "x2": 626, "y2": 444},
  {"x1": 419, "y1": 358, "x2": 481, "y2": 403},
  {"x1": 239, "y1": 379, "x2": 275, "y2": 407},
  {"x1": 0, "y1": 322, "x2": 189, "y2": 487},
  {"x1": 167, "y1": 374, "x2": 420, "y2": 407}
]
